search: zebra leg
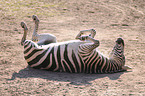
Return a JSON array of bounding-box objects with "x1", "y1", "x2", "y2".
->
[
  {"x1": 75, "y1": 29, "x2": 96, "y2": 39},
  {"x1": 21, "y1": 22, "x2": 28, "y2": 46},
  {"x1": 122, "y1": 66, "x2": 132, "y2": 71},
  {"x1": 37, "y1": 39, "x2": 55, "y2": 46},
  {"x1": 78, "y1": 36, "x2": 100, "y2": 52},
  {"x1": 32, "y1": 15, "x2": 39, "y2": 42},
  {"x1": 32, "y1": 15, "x2": 57, "y2": 45}
]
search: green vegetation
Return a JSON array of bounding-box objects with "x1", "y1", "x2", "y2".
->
[{"x1": 0, "y1": 0, "x2": 65, "y2": 18}]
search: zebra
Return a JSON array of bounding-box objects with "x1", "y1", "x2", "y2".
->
[
  {"x1": 32, "y1": 15, "x2": 57, "y2": 45},
  {"x1": 21, "y1": 22, "x2": 131, "y2": 73}
]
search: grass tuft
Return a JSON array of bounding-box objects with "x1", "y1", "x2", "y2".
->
[{"x1": 0, "y1": 0, "x2": 65, "y2": 19}]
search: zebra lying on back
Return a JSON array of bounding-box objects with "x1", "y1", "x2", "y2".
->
[{"x1": 21, "y1": 22, "x2": 131, "y2": 73}]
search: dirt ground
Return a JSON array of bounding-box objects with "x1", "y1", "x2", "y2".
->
[{"x1": 0, "y1": 0, "x2": 145, "y2": 95}]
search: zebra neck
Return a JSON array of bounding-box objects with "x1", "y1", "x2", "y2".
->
[{"x1": 108, "y1": 57, "x2": 124, "y2": 71}]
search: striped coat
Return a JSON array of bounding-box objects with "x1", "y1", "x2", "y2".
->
[{"x1": 23, "y1": 39, "x2": 125, "y2": 73}]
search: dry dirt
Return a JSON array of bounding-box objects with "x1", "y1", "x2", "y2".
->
[{"x1": 0, "y1": 0, "x2": 145, "y2": 95}]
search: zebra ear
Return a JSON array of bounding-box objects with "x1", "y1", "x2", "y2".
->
[{"x1": 122, "y1": 66, "x2": 132, "y2": 71}]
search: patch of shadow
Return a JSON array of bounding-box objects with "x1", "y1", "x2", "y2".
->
[{"x1": 8, "y1": 66, "x2": 128, "y2": 85}]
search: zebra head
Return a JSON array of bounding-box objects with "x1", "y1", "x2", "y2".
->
[
  {"x1": 114, "y1": 38, "x2": 125, "y2": 58},
  {"x1": 109, "y1": 38, "x2": 125, "y2": 66},
  {"x1": 116, "y1": 38, "x2": 124, "y2": 47},
  {"x1": 110, "y1": 38, "x2": 124, "y2": 57},
  {"x1": 110, "y1": 38, "x2": 132, "y2": 71},
  {"x1": 115, "y1": 38, "x2": 125, "y2": 65}
]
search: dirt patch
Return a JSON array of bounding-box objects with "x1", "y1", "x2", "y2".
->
[{"x1": 0, "y1": 0, "x2": 145, "y2": 95}]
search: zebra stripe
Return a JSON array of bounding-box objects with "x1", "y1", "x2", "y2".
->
[
  {"x1": 24, "y1": 40, "x2": 86, "y2": 73},
  {"x1": 23, "y1": 39, "x2": 125, "y2": 73},
  {"x1": 78, "y1": 43, "x2": 125, "y2": 73}
]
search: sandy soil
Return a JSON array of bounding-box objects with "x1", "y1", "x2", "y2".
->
[{"x1": 0, "y1": 0, "x2": 145, "y2": 95}]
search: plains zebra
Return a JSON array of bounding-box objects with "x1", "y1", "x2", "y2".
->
[
  {"x1": 32, "y1": 15, "x2": 57, "y2": 45},
  {"x1": 21, "y1": 22, "x2": 131, "y2": 73}
]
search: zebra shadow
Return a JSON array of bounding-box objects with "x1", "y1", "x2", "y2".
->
[{"x1": 9, "y1": 66, "x2": 126, "y2": 85}]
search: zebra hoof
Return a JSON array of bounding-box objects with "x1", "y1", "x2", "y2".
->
[
  {"x1": 21, "y1": 22, "x2": 28, "y2": 30},
  {"x1": 32, "y1": 15, "x2": 39, "y2": 22},
  {"x1": 21, "y1": 22, "x2": 25, "y2": 28},
  {"x1": 32, "y1": 15, "x2": 36, "y2": 20}
]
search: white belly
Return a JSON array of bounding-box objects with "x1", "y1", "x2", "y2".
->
[{"x1": 39, "y1": 40, "x2": 89, "y2": 52}]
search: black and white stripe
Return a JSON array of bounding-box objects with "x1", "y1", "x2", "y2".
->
[
  {"x1": 23, "y1": 38, "x2": 125, "y2": 73},
  {"x1": 78, "y1": 41, "x2": 125, "y2": 73},
  {"x1": 24, "y1": 40, "x2": 86, "y2": 73}
]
